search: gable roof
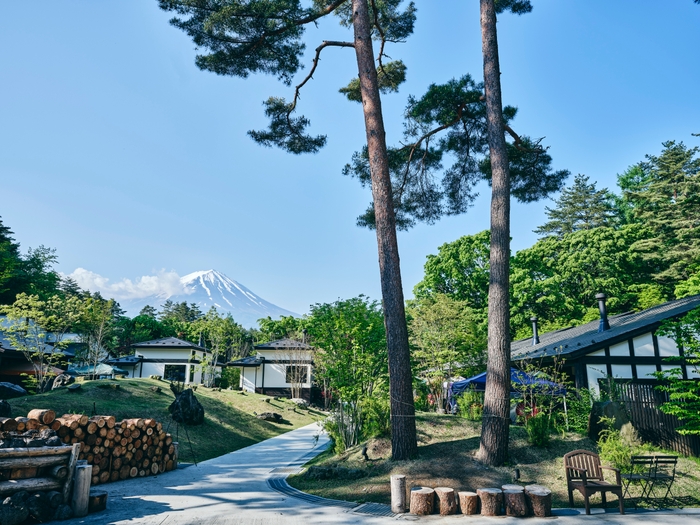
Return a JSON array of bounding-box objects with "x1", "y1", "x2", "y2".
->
[
  {"x1": 511, "y1": 294, "x2": 700, "y2": 362},
  {"x1": 131, "y1": 337, "x2": 206, "y2": 352},
  {"x1": 254, "y1": 338, "x2": 313, "y2": 350}
]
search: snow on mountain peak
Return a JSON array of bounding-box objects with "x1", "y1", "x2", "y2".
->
[{"x1": 121, "y1": 269, "x2": 298, "y2": 328}]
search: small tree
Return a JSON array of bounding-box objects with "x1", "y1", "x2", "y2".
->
[
  {"x1": 654, "y1": 307, "x2": 700, "y2": 435},
  {"x1": 408, "y1": 294, "x2": 486, "y2": 411},
  {"x1": 76, "y1": 296, "x2": 118, "y2": 378},
  {"x1": 0, "y1": 293, "x2": 81, "y2": 392},
  {"x1": 276, "y1": 344, "x2": 311, "y2": 400}
]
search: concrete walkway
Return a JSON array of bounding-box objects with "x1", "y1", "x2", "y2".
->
[{"x1": 68, "y1": 423, "x2": 700, "y2": 525}]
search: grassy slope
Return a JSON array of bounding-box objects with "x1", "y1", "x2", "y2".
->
[
  {"x1": 7, "y1": 378, "x2": 322, "y2": 463},
  {"x1": 289, "y1": 413, "x2": 700, "y2": 509}
]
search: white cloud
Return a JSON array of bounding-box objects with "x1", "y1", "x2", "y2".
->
[{"x1": 65, "y1": 268, "x2": 192, "y2": 300}]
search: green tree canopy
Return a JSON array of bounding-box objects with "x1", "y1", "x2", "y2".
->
[
  {"x1": 624, "y1": 141, "x2": 700, "y2": 292},
  {"x1": 534, "y1": 174, "x2": 618, "y2": 238}
]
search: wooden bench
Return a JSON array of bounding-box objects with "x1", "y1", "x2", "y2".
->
[{"x1": 564, "y1": 449, "x2": 624, "y2": 514}]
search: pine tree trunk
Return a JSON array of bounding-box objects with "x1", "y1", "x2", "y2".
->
[
  {"x1": 476, "y1": 0, "x2": 511, "y2": 467},
  {"x1": 351, "y1": 0, "x2": 417, "y2": 461}
]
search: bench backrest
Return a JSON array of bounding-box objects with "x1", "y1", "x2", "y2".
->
[{"x1": 563, "y1": 449, "x2": 604, "y2": 482}]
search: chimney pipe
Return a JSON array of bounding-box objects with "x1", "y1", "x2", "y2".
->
[
  {"x1": 596, "y1": 293, "x2": 610, "y2": 332},
  {"x1": 531, "y1": 316, "x2": 540, "y2": 345}
]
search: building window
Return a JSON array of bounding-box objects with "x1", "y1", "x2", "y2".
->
[
  {"x1": 286, "y1": 365, "x2": 308, "y2": 384},
  {"x1": 164, "y1": 364, "x2": 186, "y2": 382}
]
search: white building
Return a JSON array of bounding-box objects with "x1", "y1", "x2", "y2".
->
[
  {"x1": 107, "y1": 337, "x2": 220, "y2": 385},
  {"x1": 227, "y1": 338, "x2": 314, "y2": 400}
]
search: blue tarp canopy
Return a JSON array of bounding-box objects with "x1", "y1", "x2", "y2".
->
[{"x1": 451, "y1": 368, "x2": 566, "y2": 397}]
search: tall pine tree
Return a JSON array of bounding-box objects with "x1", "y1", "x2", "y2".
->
[
  {"x1": 158, "y1": 0, "x2": 418, "y2": 459},
  {"x1": 626, "y1": 141, "x2": 700, "y2": 292},
  {"x1": 534, "y1": 174, "x2": 618, "y2": 237}
]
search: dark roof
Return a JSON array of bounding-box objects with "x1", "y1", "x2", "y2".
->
[
  {"x1": 254, "y1": 338, "x2": 313, "y2": 350},
  {"x1": 131, "y1": 337, "x2": 206, "y2": 351},
  {"x1": 106, "y1": 355, "x2": 143, "y2": 366},
  {"x1": 226, "y1": 355, "x2": 265, "y2": 367},
  {"x1": 512, "y1": 294, "x2": 700, "y2": 362}
]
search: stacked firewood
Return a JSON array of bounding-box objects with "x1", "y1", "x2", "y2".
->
[{"x1": 0, "y1": 409, "x2": 177, "y2": 487}]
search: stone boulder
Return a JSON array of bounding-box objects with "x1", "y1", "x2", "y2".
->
[
  {"x1": 0, "y1": 382, "x2": 27, "y2": 400},
  {"x1": 256, "y1": 412, "x2": 283, "y2": 422},
  {"x1": 169, "y1": 388, "x2": 205, "y2": 425},
  {"x1": 52, "y1": 374, "x2": 75, "y2": 390},
  {"x1": 588, "y1": 401, "x2": 630, "y2": 441}
]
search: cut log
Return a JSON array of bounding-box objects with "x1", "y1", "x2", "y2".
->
[
  {"x1": 25, "y1": 418, "x2": 40, "y2": 430},
  {"x1": 502, "y1": 484, "x2": 524, "y2": 492},
  {"x1": 0, "y1": 446, "x2": 72, "y2": 459},
  {"x1": 10, "y1": 467, "x2": 38, "y2": 479},
  {"x1": 61, "y1": 443, "x2": 81, "y2": 504},
  {"x1": 390, "y1": 474, "x2": 406, "y2": 513},
  {"x1": 46, "y1": 490, "x2": 63, "y2": 509},
  {"x1": 0, "y1": 417, "x2": 18, "y2": 432},
  {"x1": 50, "y1": 464, "x2": 68, "y2": 480},
  {"x1": 525, "y1": 486, "x2": 552, "y2": 518},
  {"x1": 0, "y1": 454, "x2": 68, "y2": 470},
  {"x1": 14, "y1": 417, "x2": 28, "y2": 432},
  {"x1": 27, "y1": 409, "x2": 56, "y2": 425},
  {"x1": 89, "y1": 489, "x2": 108, "y2": 513},
  {"x1": 435, "y1": 487, "x2": 457, "y2": 515},
  {"x1": 458, "y1": 491, "x2": 479, "y2": 515},
  {"x1": 477, "y1": 488, "x2": 503, "y2": 516},
  {"x1": 129, "y1": 467, "x2": 138, "y2": 478},
  {"x1": 504, "y1": 490, "x2": 528, "y2": 517},
  {"x1": 72, "y1": 464, "x2": 93, "y2": 517},
  {"x1": 0, "y1": 476, "x2": 62, "y2": 496},
  {"x1": 150, "y1": 462, "x2": 159, "y2": 475},
  {"x1": 409, "y1": 487, "x2": 435, "y2": 515}
]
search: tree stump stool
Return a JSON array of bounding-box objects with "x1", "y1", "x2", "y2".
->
[
  {"x1": 88, "y1": 489, "x2": 108, "y2": 513},
  {"x1": 525, "y1": 486, "x2": 552, "y2": 517},
  {"x1": 434, "y1": 487, "x2": 457, "y2": 515},
  {"x1": 504, "y1": 490, "x2": 529, "y2": 517},
  {"x1": 409, "y1": 487, "x2": 435, "y2": 515},
  {"x1": 477, "y1": 488, "x2": 503, "y2": 516},
  {"x1": 502, "y1": 484, "x2": 524, "y2": 492},
  {"x1": 458, "y1": 491, "x2": 479, "y2": 515}
]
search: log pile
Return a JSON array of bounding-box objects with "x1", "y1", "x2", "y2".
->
[{"x1": 1, "y1": 410, "x2": 177, "y2": 487}]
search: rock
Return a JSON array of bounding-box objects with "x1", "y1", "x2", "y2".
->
[
  {"x1": 256, "y1": 412, "x2": 283, "y2": 422},
  {"x1": 291, "y1": 398, "x2": 308, "y2": 408},
  {"x1": 52, "y1": 374, "x2": 75, "y2": 390},
  {"x1": 28, "y1": 492, "x2": 53, "y2": 522},
  {"x1": 67, "y1": 383, "x2": 82, "y2": 392},
  {"x1": 169, "y1": 388, "x2": 205, "y2": 425},
  {"x1": 0, "y1": 382, "x2": 28, "y2": 400},
  {"x1": 53, "y1": 504, "x2": 73, "y2": 520},
  {"x1": 150, "y1": 386, "x2": 162, "y2": 393},
  {"x1": 0, "y1": 400, "x2": 11, "y2": 417},
  {"x1": 588, "y1": 401, "x2": 629, "y2": 441},
  {"x1": 0, "y1": 495, "x2": 29, "y2": 525}
]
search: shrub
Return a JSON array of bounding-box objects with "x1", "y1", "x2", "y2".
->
[
  {"x1": 219, "y1": 367, "x2": 240, "y2": 389},
  {"x1": 457, "y1": 387, "x2": 483, "y2": 421},
  {"x1": 525, "y1": 412, "x2": 553, "y2": 447},
  {"x1": 566, "y1": 387, "x2": 595, "y2": 434}
]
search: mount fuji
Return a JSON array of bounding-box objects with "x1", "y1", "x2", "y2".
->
[{"x1": 120, "y1": 270, "x2": 298, "y2": 328}]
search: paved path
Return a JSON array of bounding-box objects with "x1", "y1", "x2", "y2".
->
[{"x1": 68, "y1": 423, "x2": 700, "y2": 525}]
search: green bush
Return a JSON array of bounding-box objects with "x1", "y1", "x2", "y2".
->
[
  {"x1": 457, "y1": 387, "x2": 483, "y2": 421},
  {"x1": 525, "y1": 412, "x2": 553, "y2": 447},
  {"x1": 219, "y1": 367, "x2": 240, "y2": 389},
  {"x1": 360, "y1": 396, "x2": 390, "y2": 438},
  {"x1": 566, "y1": 388, "x2": 595, "y2": 434}
]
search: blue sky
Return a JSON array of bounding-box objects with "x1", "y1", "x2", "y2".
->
[{"x1": 1, "y1": 1, "x2": 699, "y2": 316}]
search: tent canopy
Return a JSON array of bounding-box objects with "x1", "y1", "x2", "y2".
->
[{"x1": 451, "y1": 367, "x2": 566, "y2": 397}]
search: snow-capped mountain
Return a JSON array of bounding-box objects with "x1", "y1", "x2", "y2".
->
[{"x1": 121, "y1": 270, "x2": 298, "y2": 328}]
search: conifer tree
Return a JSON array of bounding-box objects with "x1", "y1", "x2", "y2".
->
[
  {"x1": 534, "y1": 174, "x2": 618, "y2": 238},
  {"x1": 625, "y1": 141, "x2": 700, "y2": 291},
  {"x1": 157, "y1": 0, "x2": 418, "y2": 459},
  {"x1": 0, "y1": 217, "x2": 22, "y2": 304}
]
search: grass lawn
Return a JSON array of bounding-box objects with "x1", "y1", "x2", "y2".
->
[
  {"x1": 6, "y1": 378, "x2": 322, "y2": 463},
  {"x1": 288, "y1": 412, "x2": 700, "y2": 509}
]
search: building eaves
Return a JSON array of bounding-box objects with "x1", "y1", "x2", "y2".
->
[{"x1": 512, "y1": 294, "x2": 700, "y2": 362}]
